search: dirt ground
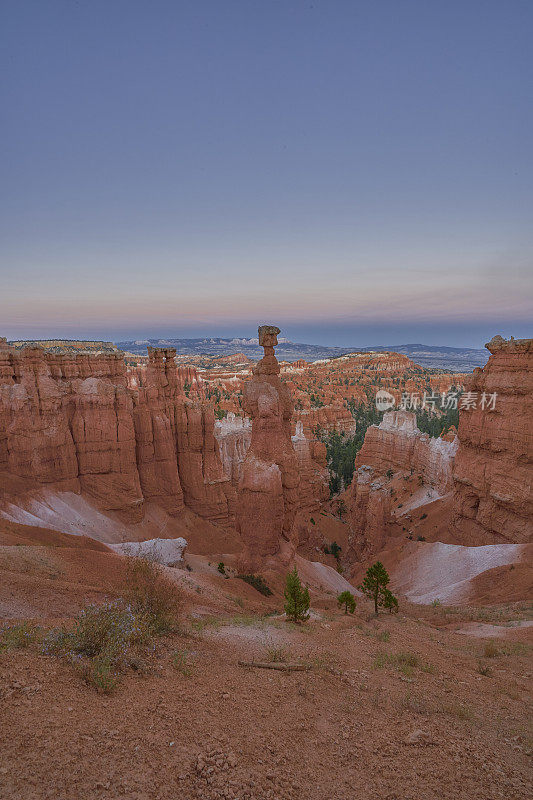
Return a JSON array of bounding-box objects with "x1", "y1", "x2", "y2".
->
[{"x1": 1, "y1": 603, "x2": 531, "y2": 800}]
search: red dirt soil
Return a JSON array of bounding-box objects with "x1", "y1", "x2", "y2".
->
[{"x1": 1, "y1": 606, "x2": 531, "y2": 800}]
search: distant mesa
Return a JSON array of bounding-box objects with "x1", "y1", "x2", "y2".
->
[
  {"x1": 7, "y1": 339, "x2": 117, "y2": 355},
  {"x1": 114, "y1": 336, "x2": 489, "y2": 371}
]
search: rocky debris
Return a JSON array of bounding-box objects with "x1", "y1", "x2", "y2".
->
[
  {"x1": 191, "y1": 748, "x2": 300, "y2": 800},
  {"x1": 452, "y1": 335, "x2": 533, "y2": 544},
  {"x1": 109, "y1": 537, "x2": 187, "y2": 566},
  {"x1": 404, "y1": 729, "x2": 436, "y2": 746},
  {"x1": 194, "y1": 748, "x2": 238, "y2": 779}
]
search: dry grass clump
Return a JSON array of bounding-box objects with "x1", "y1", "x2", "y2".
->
[
  {"x1": 399, "y1": 690, "x2": 431, "y2": 715},
  {"x1": 483, "y1": 640, "x2": 499, "y2": 658},
  {"x1": 41, "y1": 600, "x2": 152, "y2": 693},
  {"x1": 0, "y1": 622, "x2": 40, "y2": 652},
  {"x1": 444, "y1": 701, "x2": 475, "y2": 721},
  {"x1": 40, "y1": 554, "x2": 182, "y2": 693},
  {"x1": 124, "y1": 553, "x2": 182, "y2": 634},
  {"x1": 372, "y1": 650, "x2": 423, "y2": 676},
  {"x1": 265, "y1": 644, "x2": 289, "y2": 663},
  {"x1": 172, "y1": 649, "x2": 193, "y2": 676},
  {"x1": 477, "y1": 660, "x2": 492, "y2": 676}
]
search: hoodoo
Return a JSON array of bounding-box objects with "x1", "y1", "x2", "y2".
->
[{"x1": 236, "y1": 326, "x2": 301, "y2": 569}]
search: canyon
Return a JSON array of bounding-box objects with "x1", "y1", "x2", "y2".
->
[
  {"x1": 1, "y1": 331, "x2": 531, "y2": 588},
  {"x1": 1, "y1": 329, "x2": 531, "y2": 800}
]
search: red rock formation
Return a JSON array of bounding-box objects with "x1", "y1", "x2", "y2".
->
[
  {"x1": 345, "y1": 411, "x2": 458, "y2": 563},
  {"x1": 452, "y1": 335, "x2": 533, "y2": 544},
  {"x1": 236, "y1": 326, "x2": 301, "y2": 570},
  {"x1": 0, "y1": 342, "x2": 235, "y2": 528},
  {"x1": 291, "y1": 422, "x2": 329, "y2": 514},
  {"x1": 293, "y1": 404, "x2": 357, "y2": 437},
  {"x1": 346, "y1": 466, "x2": 392, "y2": 562},
  {"x1": 214, "y1": 413, "x2": 252, "y2": 487},
  {"x1": 356, "y1": 410, "x2": 458, "y2": 493},
  {"x1": 0, "y1": 344, "x2": 141, "y2": 516},
  {"x1": 176, "y1": 365, "x2": 204, "y2": 396}
]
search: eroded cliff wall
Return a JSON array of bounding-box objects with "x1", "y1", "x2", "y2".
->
[
  {"x1": 356, "y1": 410, "x2": 458, "y2": 493},
  {"x1": 0, "y1": 341, "x2": 235, "y2": 527},
  {"x1": 452, "y1": 336, "x2": 533, "y2": 544}
]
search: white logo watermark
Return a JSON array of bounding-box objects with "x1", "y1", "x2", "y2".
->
[
  {"x1": 374, "y1": 390, "x2": 498, "y2": 412},
  {"x1": 375, "y1": 390, "x2": 396, "y2": 411}
]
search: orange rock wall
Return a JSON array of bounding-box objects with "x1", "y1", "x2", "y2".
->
[
  {"x1": 356, "y1": 411, "x2": 458, "y2": 493},
  {"x1": 452, "y1": 336, "x2": 533, "y2": 544},
  {"x1": 0, "y1": 342, "x2": 235, "y2": 527}
]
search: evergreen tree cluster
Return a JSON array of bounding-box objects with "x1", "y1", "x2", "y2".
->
[
  {"x1": 415, "y1": 401, "x2": 460, "y2": 438},
  {"x1": 320, "y1": 402, "x2": 384, "y2": 496}
]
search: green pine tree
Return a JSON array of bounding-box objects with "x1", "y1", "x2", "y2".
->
[
  {"x1": 382, "y1": 588, "x2": 399, "y2": 613},
  {"x1": 284, "y1": 568, "x2": 310, "y2": 623},
  {"x1": 330, "y1": 541, "x2": 342, "y2": 560},
  {"x1": 337, "y1": 590, "x2": 356, "y2": 615},
  {"x1": 358, "y1": 561, "x2": 397, "y2": 616}
]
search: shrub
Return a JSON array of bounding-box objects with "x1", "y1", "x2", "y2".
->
[
  {"x1": 68, "y1": 600, "x2": 149, "y2": 659},
  {"x1": 217, "y1": 562, "x2": 226, "y2": 575},
  {"x1": 329, "y1": 541, "x2": 342, "y2": 560},
  {"x1": 483, "y1": 640, "x2": 499, "y2": 658},
  {"x1": 284, "y1": 568, "x2": 310, "y2": 623},
  {"x1": 237, "y1": 574, "x2": 273, "y2": 596},
  {"x1": 80, "y1": 653, "x2": 117, "y2": 694},
  {"x1": 386, "y1": 469, "x2": 394, "y2": 479},
  {"x1": 124, "y1": 554, "x2": 181, "y2": 634},
  {"x1": 373, "y1": 650, "x2": 419, "y2": 676},
  {"x1": 359, "y1": 562, "x2": 398, "y2": 616},
  {"x1": 265, "y1": 645, "x2": 288, "y2": 663},
  {"x1": 477, "y1": 660, "x2": 492, "y2": 677},
  {"x1": 337, "y1": 590, "x2": 356, "y2": 615},
  {"x1": 0, "y1": 623, "x2": 39, "y2": 652},
  {"x1": 41, "y1": 598, "x2": 165, "y2": 693}
]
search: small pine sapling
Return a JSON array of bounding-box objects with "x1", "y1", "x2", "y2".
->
[
  {"x1": 382, "y1": 588, "x2": 399, "y2": 613},
  {"x1": 359, "y1": 561, "x2": 397, "y2": 616},
  {"x1": 283, "y1": 568, "x2": 310, "y2": 623},
  {"x1": 337, "y1": 590, "x2": 356, "y2": 615}
]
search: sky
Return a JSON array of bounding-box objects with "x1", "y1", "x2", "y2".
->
[{"x1": 1, "y1": 0, "x2": 532, "y2": 348}]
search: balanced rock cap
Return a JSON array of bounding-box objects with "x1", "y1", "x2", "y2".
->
[{"x1": 258, "y1": 325, "x2": 281, "y2": 348}]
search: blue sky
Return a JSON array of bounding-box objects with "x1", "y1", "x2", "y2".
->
[{"x1": 1, "y1": 0, "x2": 531, "y2": 347}]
